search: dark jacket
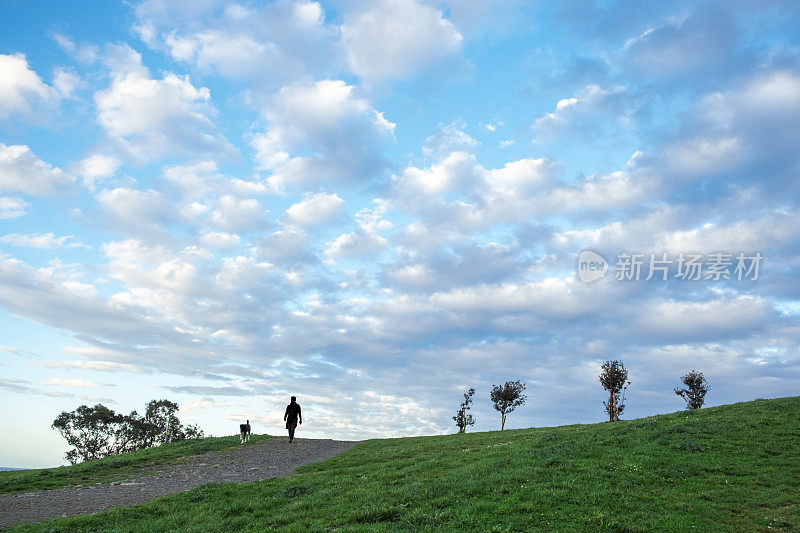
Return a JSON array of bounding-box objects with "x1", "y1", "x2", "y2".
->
[{"x1": 284, "y1": 402, "x2": 301, "y2": 427}]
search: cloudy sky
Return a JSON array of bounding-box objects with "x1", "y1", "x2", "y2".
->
[{"x1": 1, "y1": 0, "x2": 799, "y2": 467}]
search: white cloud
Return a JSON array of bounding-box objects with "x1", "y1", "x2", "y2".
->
[
  {"x1": 0, "y1": 144, "x2": 74, "y2": 196},
  {"x1": 199, "y1": 231, "x2": 240, "y2": 249},
  {"x1": 0, "y1": 53, "x2": 58, "y2": 120},
  {"x1": 395, "y1": 151, "x2": 483, "y2": 197},
  {"x1": 486, "y1": 157, "x2": 557, "y2": 196},
  {"x1": 422, "y1": 121, "x2": 479, "y2": 158},
  {"x1": 285, "y1": 192, "x2": 344, "y2": 227},
  {"x1": 97, "y1": 187, "x2": 174, "y2": 233},
  {"x1": 94, "y1": 44, "x2": 235, "y2": 161},
  {"x1": 161, "y1": 161, "x2": 268, "y2": 200},
  {"x1": 341, "y1": 0, "x2": 463, "y2": 82},
  {"x1": 44, "y1": 358, "x2": 145, "y2": 373},
  {"x1": 166, "y1": 31, "x2": 269, "y2": 77},
  {"x1": 0, "y1": 197, "x2": 30, "y2": 219},
  {"x1": 637, "y1": 296, "x2": 772, "y2": 342},
  {"x1": 533, "y1": 84, "x2": 627, "y2": 134},
  {"x1": 53, "y1": 67, "x2": 83, "y2": 98},
  {"x1": 140, "y1": 0, "x2": 339, "y2": 84},
  {"x1": 324, "y1": 230, "x2": 387, "y2": 260},
  {"x1": 211, "y1": 195, "x2": 269, "y2": 233},
  {"x1": 254, "y1": 228, "x2": 311, "y2": 264},
  {"x1": 0, "y1": 233, "x2": 86, "y2": 249},
  {"x1": 41, "y1": 378, "x2": 108, "y2": 388},
  {"x1": 252, "y1": 79, "x2": 394, "y2": 190},
  {"x1": 75, "y1": 153, "x2": 121, "y2": 189}
]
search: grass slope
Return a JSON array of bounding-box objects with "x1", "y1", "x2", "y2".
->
[
  {"x1": 7, "y1": 397, "x2": 800, "y2": 532},
  {"x1": 0, "y1": 434, "x2": 273, "y2": 494}
]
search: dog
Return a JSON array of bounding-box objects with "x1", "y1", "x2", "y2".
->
[{"x1": 239, "y1": 420, "x2": 251, "y2": 444}]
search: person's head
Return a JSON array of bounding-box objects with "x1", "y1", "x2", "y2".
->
[{"x1": 291, "y1": 396, "x2": 297, "y2": 403}]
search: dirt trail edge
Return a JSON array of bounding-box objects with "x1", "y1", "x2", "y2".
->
[{"x1": 0, "y1": 438, "x2": 360, "y2": 529}]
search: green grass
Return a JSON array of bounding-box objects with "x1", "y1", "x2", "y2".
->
[
  {"x1": 0, "y1": 434, "x2": 273, "y2": 494},
  {"x1": 7, "y1": 397, "x2": 800, "y2": 532}
]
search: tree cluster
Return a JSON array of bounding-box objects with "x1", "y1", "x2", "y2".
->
[
  {"x1": 454, "y1": 380, "x2": 528, "y2": 432},
  {"x1": 52, "y1": 399, "x2": 204, "y2": 464}
]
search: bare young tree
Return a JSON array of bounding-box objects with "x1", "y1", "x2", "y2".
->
[
  {"x1": 453, "y1": 388, "x2": 476, "y2": 433},
  {"x1": 599, "y1": 360, "x2": 629, "y2": 422},
  {"x1": 675, "y1": 370, "x2": 709, "y2": 409},
  {"x1": 490, "y1": 380, "x2": 526, "y2": 430}
]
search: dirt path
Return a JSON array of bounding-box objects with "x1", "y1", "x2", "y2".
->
[{"x1": 0, "y1": 438, "x2": 359, "y2": 529}]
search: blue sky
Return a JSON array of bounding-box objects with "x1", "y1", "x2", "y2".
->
[{"x1": 1, "y1": 0, "x2": 799, "y2": 468}]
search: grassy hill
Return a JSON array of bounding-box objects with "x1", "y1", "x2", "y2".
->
[
  {"x1": 6, "y1": 397, "x2": 800, "y2": 532},
  {"x1": 0, "y1": 434, "x2": 273, "y2": 494}
]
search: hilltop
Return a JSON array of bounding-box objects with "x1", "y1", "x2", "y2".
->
[{"x1": 3, "y1": 396, "x2": 799, "y2": 531}]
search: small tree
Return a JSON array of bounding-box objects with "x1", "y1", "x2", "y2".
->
[
  {"x1": 453, "y1": 388, "x2": 476, "y2": 433},
  {"x1": 490, "y1": 380, "x2": 526, "y2": 430},
  {"x1": 184, "y1": 423, "x2": 205, "y2": 439},
  {"x1": 675, "y1": 370, "x2": 709, "y2": 409},
  {"x1": 599, "y1": 360, "x2": 629, "y2": 422}
]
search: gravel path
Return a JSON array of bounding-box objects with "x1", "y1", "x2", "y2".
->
[{"x1": 0, "y1": 438, "x2": 359, "y2": 529}]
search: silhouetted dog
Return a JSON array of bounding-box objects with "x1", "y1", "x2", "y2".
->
[{"x1": 239, "y1": 420, "x2": 251, "y2": 443}]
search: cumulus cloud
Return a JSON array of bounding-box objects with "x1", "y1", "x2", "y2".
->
[
  {"x1": 74, "y1": 153, "x2": 121, "y2": 190},
  {"x1": 341, "y1": 0, "x2": 463, "y2": 82},
  {"x1": 199, "y1": 231, "x2": 240, "y2": 249},
  {"x1": 94, "y1": 44, "x2": 235, "y2": 161},
  {"x1": 0, "y1": 197, "x2": 30, "y2": 219},
  {"x1": 251, "y1": 79, "x2": 395, "y2": 191},
  {"x1": 532, "y1": 84, "x2": 629, "y2": 137},
  {"x1": 253, "y1": 228, "x2": 311, "y2": 265},
  {"x1": 211, "y1": 195, "x2": 269, "y2": 233},
  {"x1": 97, "y1": 187, "x2": 175, "y2": 234},
  {"x1": 285, "y1": 192, "x2": 344, "y2": 227},
  {"x1": 0, "y1": 53, "x2": 58, "y2": 120},
  {"x1": 0, "y1": 144, "x2": 74, "y2": 195},
  {"x1": 324, "y1": 229, "x2": 387, "y2": 261},
  {"x1": 139, "y1": 0, "x2": 339, "y2": 83},
  {"x1": 421, "y1": 121, "x2": 479, "y2": 158}
]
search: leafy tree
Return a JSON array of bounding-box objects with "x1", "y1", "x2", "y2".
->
[
  {"x1": 453, "y1": 388, "x2": 476, "y2": 433},
  {"x1": 675, "y1": 370, "x2": 709, "y2": 409},
  {"x1": 52, "y1": 399, "x2": 200, "y2": 464},
  {"x1": 52, "y1": 404, "x2": 126, "y2": 464},
  {"x1": 490, "y1": 380, "x2": 527, "y2": 430},
  {"x1": 145, "y1": 399, "x2": 185, "y2": 445},
  {"x1": 599, "y1": 360, "x2": 629, "y2": 422}
]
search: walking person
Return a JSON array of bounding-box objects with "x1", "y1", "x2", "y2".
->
[{"x1": 284, "y1": 396, "x2": 302, "y2": 442}]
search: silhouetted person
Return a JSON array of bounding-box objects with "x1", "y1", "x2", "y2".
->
[{"x1": 284, "y1": 396, "x2": 302, "y2": 442}]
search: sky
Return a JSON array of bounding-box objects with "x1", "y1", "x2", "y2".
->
[{"x1": 1, "y1": 0, "x2": 799, "y2": 468}]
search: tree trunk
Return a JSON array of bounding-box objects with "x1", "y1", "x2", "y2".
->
[
  {"x1": 501, "y1": 413, "x2": 506, "y2": 431},
  {"x1": 609, "y1": 391, "x2": 616, "y2": 422}
]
